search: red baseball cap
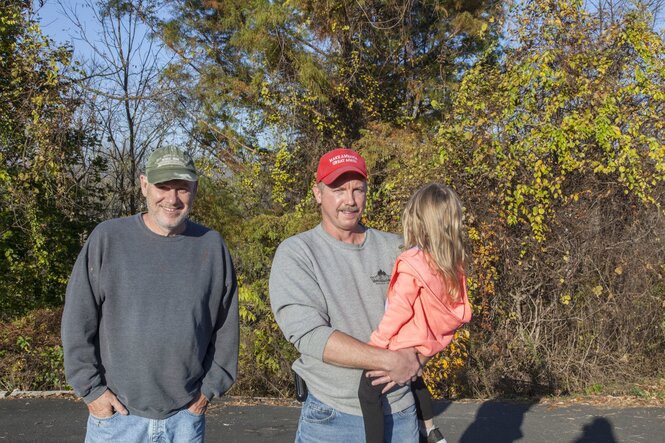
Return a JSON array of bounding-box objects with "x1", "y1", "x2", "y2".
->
[{"x1": 316, "y1": 149, "x2": 367, "y2": 185}]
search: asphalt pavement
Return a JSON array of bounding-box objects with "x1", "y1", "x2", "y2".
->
[{"x1": 1, "y1": 393, "x2": 663, "y2": 442}]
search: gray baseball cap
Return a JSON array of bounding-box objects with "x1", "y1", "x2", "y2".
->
[{"x1": 145, "y1": 146, "x2": 198, "y2": 184}]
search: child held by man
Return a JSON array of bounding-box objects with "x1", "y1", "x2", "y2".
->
[{"x1": 358, "y1": 184, "x2": 472, "y2": 443}]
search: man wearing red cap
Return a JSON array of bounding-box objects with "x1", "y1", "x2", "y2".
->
[{"x1": 270, "y1": 149, "x2": 421, "y2": 442}]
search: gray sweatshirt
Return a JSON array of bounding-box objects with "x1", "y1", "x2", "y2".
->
[
  {"x1": 269, "y1": 224, "x2": 414, "y2": 415},
  {"x1": 62, "y1": 214, "x2": 239, "y2": 419}
]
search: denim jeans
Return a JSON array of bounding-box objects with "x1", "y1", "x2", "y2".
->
[
  {"x1": 295, "y1": 393, "x2": 419, "y2": 443},
  {"x1": 85, "y1": 409, "x2": 205, "y2": 443}
]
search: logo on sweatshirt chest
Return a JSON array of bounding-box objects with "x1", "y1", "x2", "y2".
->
[{"x1": 370, "y1": 269, "x2": 390, "y2": 284}]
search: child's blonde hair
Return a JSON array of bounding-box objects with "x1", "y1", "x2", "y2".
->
[{"x1": 402, "y1": 183, "x2": 466, "y2": 302}]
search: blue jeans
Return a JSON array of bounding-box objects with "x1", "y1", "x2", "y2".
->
[
  {"x1": 85, "y1": 409, "x2": 205, "y2": 443},
  {"x1": 295, "y1": 393, "x2": 419, "y2": 443}
]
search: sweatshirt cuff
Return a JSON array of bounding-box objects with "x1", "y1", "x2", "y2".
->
[
  {"x1": 298, "y1": 325, "x2": 335, "y2": 361},
  {"x1": 82, "y1": 384, "x2": 107, "y2": 405},
  {"x1": 200, "y1": 387, "x2": 213, "y2": 402},
  {"x1": 308, "y1": 326, "x2": 335, "y2": 361}
]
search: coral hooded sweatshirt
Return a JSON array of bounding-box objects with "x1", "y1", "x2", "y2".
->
[{"x1": 369, "y1": 247, "x2": 472, "y2": 356}]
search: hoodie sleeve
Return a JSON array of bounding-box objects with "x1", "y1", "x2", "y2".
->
[{"x1": 369, "y1": 261, "x2": 421, "y2": 348}]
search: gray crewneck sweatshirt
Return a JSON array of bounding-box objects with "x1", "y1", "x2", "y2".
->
[
  {"x1": 269, "y1": 224, "x2": 414, "y2": 415},
  {"x1": 62, "y1": 214, "x2": 239, "y2": 419}
]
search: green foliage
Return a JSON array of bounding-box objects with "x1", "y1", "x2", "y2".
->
[
  {"x1": 159, "y1": 0, "x2": 500, "y2": 198},
  {"x1": 192, "y1": 172, "x2": 319, "y2": 396},
  {"x1": 438, "y1": 1, "x2": 664, "y2": 242},
  {"x1": 156, "y1": 1, "x2": 502, "y2": 398},
  {"x1": 433, "y1": 0, "x2": 665, "y2": 396},
  {"x1": 175, "y1": 0, "x2": 664, "y2": 398},
  {"x1": 584, "y1": 383, "x2": 604, "y2": 395},
  {"x1": 630, "y1": 385, "x2": 649, "y2": 399},
  {"x1": 0, "y1": 2, "x2": 103, "y2": 319},
  {"x1": 0, "y1": 308, "x2": 66, "y2": 391},
  {"x1": 424, "y1": 329, "x2": 472, "y2": 399},
  {"x1": 229, "y1": 209, "x2": 319, "y2": 396},
  {"x1": 357, "y1": 123, "x2": 443, "y2": 232},
  {"x1": 2, "y1": 0, "x2": 663, "y2": 400}
]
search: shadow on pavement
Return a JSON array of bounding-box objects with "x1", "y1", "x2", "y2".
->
[
  {"x1": 431, "y1": 398, "x2": 624, "y2": 443},
  {"x1": 1, "y1": 394, "x2": 659, "y2": 442},
  {"x1": 456, "y1": 400, "x2": 538, "y2": 443},
  {"x1": 573, "y1": 417, "x2": 618, "y2": 443}
]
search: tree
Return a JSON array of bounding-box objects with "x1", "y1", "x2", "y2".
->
[
  {"x1": 586, "y1": 0, "x2": 665, "y2": 29},
  {"x1": 157, "y1": 0, "x2": 501, "y2": 203},
  {"x1": 62, "y1": 0, "x2": 178, "y2": 216},
  {"x1": 0, "y1": 1, "x2": 103, "y2": 318},
  {"x1": 154, "y1": 0, "x2": 502, "y2": 396},
  {"x1": 435, "y1": 0, "x2": 665, "y2": 395}
]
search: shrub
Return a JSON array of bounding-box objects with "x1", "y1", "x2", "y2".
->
[{"x1": 0, "y1": 308, "x2": 66, "y2": 392}]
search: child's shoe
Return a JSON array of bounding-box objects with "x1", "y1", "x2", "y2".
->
[{"x1": 426, "y1": 427, "x2": 447, "y2": 443}]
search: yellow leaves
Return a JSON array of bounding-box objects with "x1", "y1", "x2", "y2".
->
[
  {"x1": 560, "y1": 292, "x2": 571, "y2": 305},
  {"x1": 260, "y1": 81, "x2": 270, "y2": 98},
  {"x1": 614, "y1": 266, "x2": 623, "y2": 275},
  {"x1": 330, "y1": 21, "x2": 350, "y2": 33},
  {"x1": 612, "y1": 126, "x2": 622, "y2": 138},
  {"x1": 238, "y1": 287, "x2": 258, "y2": 322},
  {"x1": 467, "y1": 227, "x2": 481, "y2": 242},
  {"x1": 592, "y1": 285, "x2": 603, "y2": 297},
  {"x1": 478, "y1": 22, "x2": 488, "y2": 38},
  {"x1": 423, "y1": 327, "x2": 471, "y2": 399},
  {"x1": 270, "y1": 143, "x2": 297, "y2": 208},
  {"x1": 434, "y1": 0, "x2": 665, "y2": 244}
]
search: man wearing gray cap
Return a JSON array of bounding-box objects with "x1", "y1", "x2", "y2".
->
[{"x1": 62, "y1": 146, "x2": 239, "y2": 442}]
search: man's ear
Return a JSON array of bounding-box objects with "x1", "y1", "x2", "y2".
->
[
  {"x1": 312, "y1": 183, "x2": 323, "y2": 204},
  {"x1": 139, "y1": 175, "x2": 149, "y2": 197}
]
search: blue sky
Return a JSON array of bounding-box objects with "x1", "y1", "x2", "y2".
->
[
  {"x1": 36, "y1": 0, "x2": 169, "y2": 70},
  {"x1": 36, "y1": 0, "x2": 96, "y2": 47}
]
